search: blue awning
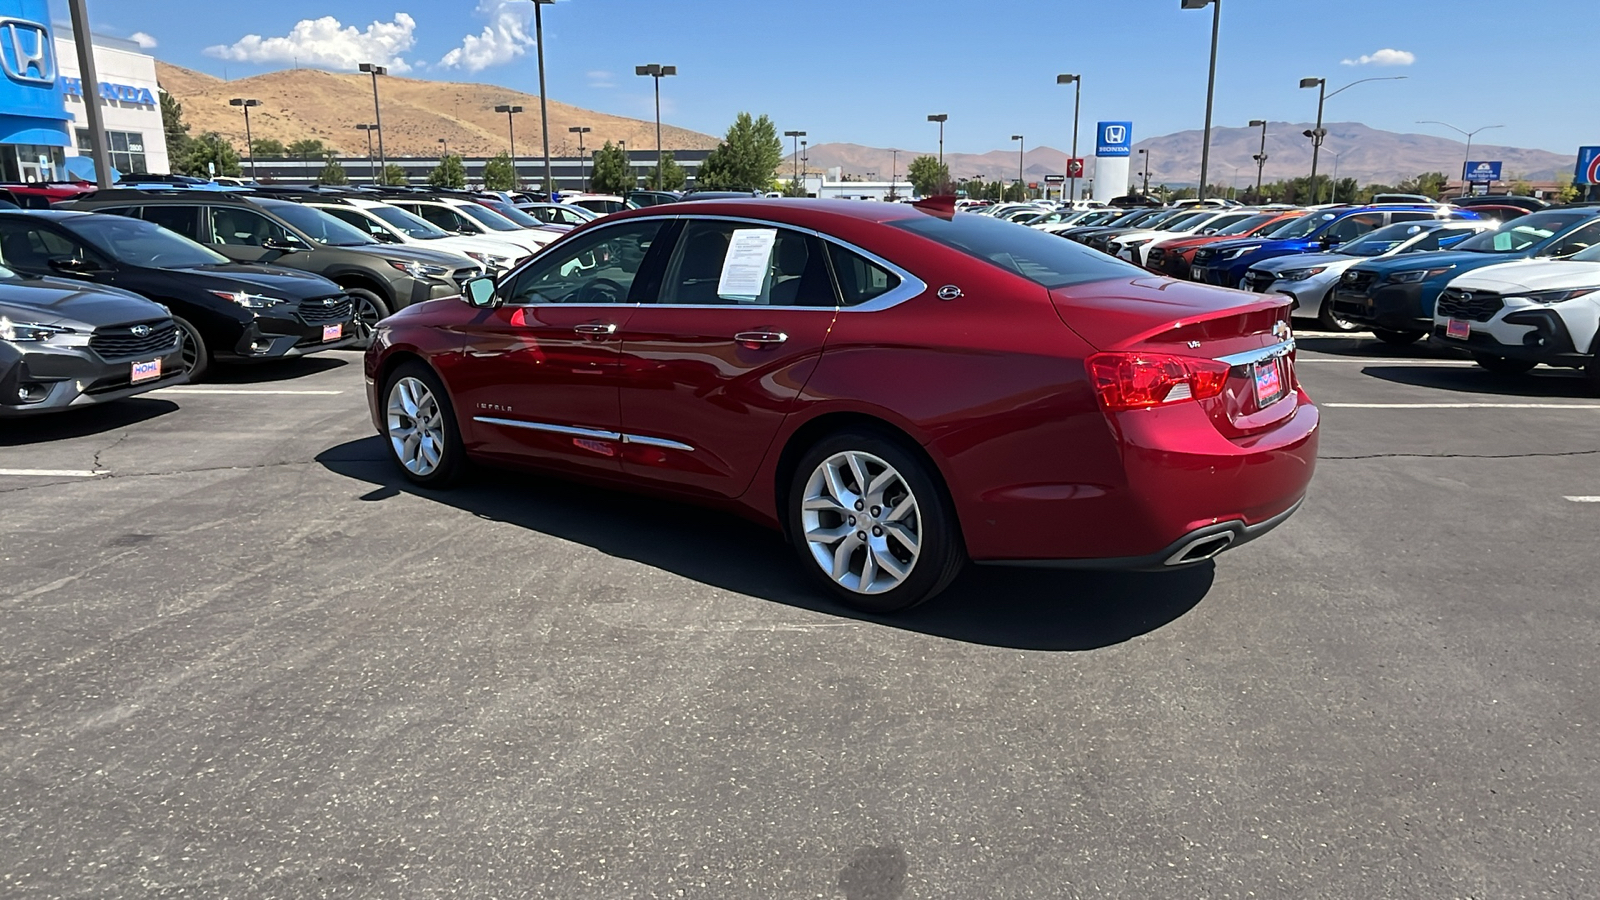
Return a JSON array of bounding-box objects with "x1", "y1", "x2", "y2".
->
[{"x1": 0, "y1": 113, "x2": 71, "y2": 148}]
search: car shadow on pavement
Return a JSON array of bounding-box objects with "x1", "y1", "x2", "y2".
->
[
  {"x1": 317, "y1": 437, "x2": 1212, "y2": 651},
  {"x1": 1296, "y1": 334, "x2": 1469, "y2": 361},
  {"x1": 207, "y1": 354, "x2": 350, "y2": 384},
  {"x1": 0, "y1": 397, "x2": 178, "y2": 445},
  {"x1": 1360, "y1": 364, "x2": 1593, "y2": 398}
]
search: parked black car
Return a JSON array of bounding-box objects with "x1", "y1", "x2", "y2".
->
[
  {"x1": 1, "y1": 260, "x2": 187, "y2": 416},
  {"x1": 0, "y1": 210, "x2": 355, "y2": 381},
  {"x1": 66, "y1": 190, "x2": 481, "y2": 342}
]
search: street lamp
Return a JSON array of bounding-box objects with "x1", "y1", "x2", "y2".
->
[
  {"x1": 526, "y1": 0, "x2": 555, "y2": 196},
  {"x1": 355, "y1": 123, "x2": 378, "y2": 184},
  {"x1": 1181, "y1": 0, "x2": 1222, "y2": 200},
  {"x1": 568, "y1": 126, "x2": 591, "y2": 188},
  {"x1": 1056, "y1": 75, "x2": 1081, "y2": 202},
  {"x1": 635, "y1": 63, "x2": 677, "y2": 191},
  {"x1": 438, "y1": 137, "x2": 449, "y2": 158},
  {"x1": 1301, "y1": 75, "x2": 1406, "y2": 203},
  {"x1": 890, "y1": 149, "x2": 900, "y2": 199},
  {"x1": 495, "y1": 104, "x2": 524, "y2": 188},
  {"x1": 784, "y1": 130, "x2": 806, "y2": 186},
  {"x1": 228, "y1": 98, "x2": 261, "y2": 179},
  {"x1": 357, "y1": 63, "x2": 387, "y2": 174},
  {"x1": 1011, "y1": 134, "x2": 1024, "y2": 200},
  {"x1": 1416, "y1": 120, "x2": 1503, "y2": 197},
  {"x1": 1248, "y1": 118, "x2": 1268, "y2": 201},
  {"x1": 927, "y1": 114, "x2": 947, "y2": 191},
  {"x1": 1328, "y1": 148, "x2": 1342, "y2": 202},
  {"x1": 800, "y1": 140, "x2": 808, "y2": 179},
  {"x1": 1137, "y1": 148, "x2": 1152, "y2": 195}
]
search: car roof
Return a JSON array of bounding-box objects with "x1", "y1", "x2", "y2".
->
[
  {"x1": 604, "y1": 197, "x2": 936, "y2": 230},
  {"x1": 0, "y1": 208, "x2": 88, "y2": 219}
]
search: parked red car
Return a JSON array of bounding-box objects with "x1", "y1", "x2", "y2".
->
[
  {"x1": 1147, "y1": 209, "x2": 1305, "y2": 279},
  {"x1": 365, "y1": 199, "x2": 1319, "y2": 611}
]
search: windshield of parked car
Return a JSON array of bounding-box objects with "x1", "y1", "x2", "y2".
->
[
  {"x1": 891, "y1": 211, "x2": 1146, "y2": 289},
  {"x1": 368, "y1": 205, "x2": 451, "y2": 240},
  {"x1": 60, "y1": 214, "x2": 230, "y2": 266},
  {"x1": 480, "y1": 201, "x2": 545, "y2": 228},
  {"x1": 1268, "y1": 211, "x2": 1339, "y2": 240},
  {"x1": 1452, "y1": 212, "x2": 1590, "y2": 254},
  {"x1": 1160, "y1": 212, "x2": 1213, "y2": 233},
  {"x1": 267, "y1": 203, "x2": 378, "y2": 246},
  {"x1": 1337, "y1": 222, "x2": 1433, "y2": 257},
  {"x1": 1215, "y1": 213, "x2": 1283, "y2": 236},
  {"x1": 456, "y1": 203, "x2": 524, "y2": 232}
]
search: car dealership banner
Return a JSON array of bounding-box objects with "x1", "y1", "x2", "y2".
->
[
  {"x1": 1576, "y1": 146, "x2": 1600, "y2": 185},
  {"x1": 1093, "y1": 122, "x2": 1132, "y2": 202}
]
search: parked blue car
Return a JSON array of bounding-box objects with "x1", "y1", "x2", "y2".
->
[
  {"x1": 1329, "y1": 207, "x2": 1600, "y2": 344},
  {"x1": 1189, "y1": 205, "x2": 1478, "y2": 289}
]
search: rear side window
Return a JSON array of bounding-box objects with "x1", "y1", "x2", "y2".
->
[
  {"x1": 138, "y1": 205, "x2": 202, "y2": 241},
  {"x1": 889, "y1": 212, "x2": 1144, "y2": 289},
  {"x1": 827, "y1": 244, "x2": 900, "y2": 306}
]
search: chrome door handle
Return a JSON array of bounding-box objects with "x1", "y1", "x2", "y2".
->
[
  {"x1": 734, "y1": 331, "x2": 788, "y2": 346},
  {"x1": 573, "y1": 323, "x2": 617, "y2": 336}
]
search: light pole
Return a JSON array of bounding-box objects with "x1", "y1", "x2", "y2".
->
[
  {"x1": 800, "y1": 140, "x2": 808, "y2": 179},
  {"x1": 635, "y1": 63, "x2": 677, "y2": 191},
  {"x1": 1137, "y1": 148, "x2": 1152, "y2": 195},
  {"x1": 1011, "y1": 134, "x2": 1024, "y2": 200},
  {"x1": 228, "y1": 98, "x2": 261, "y2": 180},
  {"x1": 1328, "y1": 149, "x2": 1342, "y2": 201},
  {"x1": 1417, "y1": 120, "x2": 1503, "y2": 197},
  {"x1": 356, "y1": 124, "x2": 378, "y2": 184},
  {"x1": 1301, "y1": 75, "x2": 1406, "y2": 203},
  {"x1": 1181, "y1": 0, "x2": 1222, "y2": 200},
  {"x1": 438, "y1": 137, "x2": 449, "y2": 159},
  {"x1": 527, "y1": 0, "x2": 555, "y2": 196},
  {"x1": 1249, "y1": 118, "x2": 1268, "y2": 201},
  {"x1": 568, "y1": 126, "x2": 590, "y2": 189},
  {"x1": 890, "y1": 148, "x2": 900, "y2": 199},
  {"x1": 927, "y1": 114, "x2": 947, "y2": 191},
  {"x1": 1056, "y1": 74, "x2": 1081, "y2": 203},
  {"x1": 495, "y1": 104, "x2": 524, "y2": 188},
  {"x1": 357, "y1": 63, "x2": 387, "y2": 175},
  {"x1": 1230, "y1": 164, "x2": 1241, "y2": 200},
  {"x1": 784, "y1": 130, "x2": 806, "y2": 186}
]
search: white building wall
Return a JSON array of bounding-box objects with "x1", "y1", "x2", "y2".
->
[{"x1": 53, "y1": 32, "x2": 170, "y2": 175}]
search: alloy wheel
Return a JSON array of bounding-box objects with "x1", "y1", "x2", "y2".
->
[
  {"x1": 800, "y1": 450, "x2": 922, "y2": 595},
  {"x1": 178, "y1": 327, "x2": 200, "y2": 375},
  {"x1": 351, "y1": 296, "x2": 383, "y2": 344},
  {"x1": 387, "y1": 376, "x2": 445, "y2": 476}
]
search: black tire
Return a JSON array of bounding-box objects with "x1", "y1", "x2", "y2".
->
[
  {"x1": 1315, "y1": 291, "x2": 1362, "y2": 332},
  {"x1": 381, "y1": 361, "x2": 467, "y2": 488},
  {"x1": 1373, "y1": 328, "x2": 1425, "y2": 346},
  {"x1": 786, "y1": 428, "x2": 966, "y2": 614},
  {"x1": 1471, "y1": 353, "x2": 1537, "y2": 375},
  {"x1": 172, "y1": 315, "x2": 211, "y2": 382},
  {"x1": 1584, "y1": 353, "x2": 1600, "y2": 398},
  {"x1": 346, "y1": 289, "x2": 390, "y2": 349}
]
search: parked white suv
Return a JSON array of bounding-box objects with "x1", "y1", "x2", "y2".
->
[
  {"x1": 310, "y1": 198, "x2": 530, "y2": 274},
  {"x1": 1433, "y1": 244, "x2": 1600, "y2": 391},
  {"x1": 383, "y1": 197, "x2": 558, "y2": 256}
]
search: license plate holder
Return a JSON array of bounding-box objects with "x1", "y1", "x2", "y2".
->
[
  {"x1": 1445, "y1": 318, "x2": 1471, "y2": 341},
  {"x1": 323, "y1": 323, "x2": 344, "y2": 342},
  {"x1": 1254, "y1": 358, "x2": 1284, "y2": 407},
  {"x1": 130, "y1": 358, "x2": 161, "y2": 383}
]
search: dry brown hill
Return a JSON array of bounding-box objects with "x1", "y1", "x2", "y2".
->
[{"x1": 156, "y1": 62, "x2": 720, "y2": 159}]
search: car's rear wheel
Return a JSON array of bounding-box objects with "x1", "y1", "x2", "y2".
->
[
  {"x1": 347, "y1": 289, "x2": 389, "y2": 348},
  {"x1": 1373, "y1": 328, "x2": 1425, "y2": 346},
  {"x1": 172, "y1": 316, "x2": 210, "y2": 382},
  {"x1": 787, "y1": 430, "x2": 965, "y2": 614},
  {"x1": 383, "y1": 362, "x2": 466, "y2": 487},
  {"x1": 1471, "y1": 353, "x2": 1537, "y2": 375},
  {"x1": 1316, "y1": 290, "x2": 1361, "y2": 332}
]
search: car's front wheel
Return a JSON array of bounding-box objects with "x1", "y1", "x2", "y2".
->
[
  {"x1": 1315, "y1": 290, "x2": 1361, "y2": 332},
  {"x1": 1472, "y1": 353, "x2": 1537, "y2": 375},
  {"x1": 172, "y1": 315, "x2": 210, "y2": 382},
  {"x1": 787, "y1": 430, "x2": 965, "y2": 613},
  {"x1": 347, "y1": 289, "x2": 390, "y2": 348},
  {"x1": 1373, "y1": 328, "x2": 1425, "y2": 346},
  {"x1": 383, "y1": 361, "x2": 466, "y2": 487}
]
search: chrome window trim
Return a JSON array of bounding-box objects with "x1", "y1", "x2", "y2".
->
[
  {"x1": 1215, "y1": 338, "x2": 1296, "y2": 369},
  {"x1": 473, "y1": 416, "x2": 621, "y2": 441}
]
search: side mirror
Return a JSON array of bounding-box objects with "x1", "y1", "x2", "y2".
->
[
  {"x1": 262, "y1": 237, "x2": 305, "y2": 252},
  {"x1": 463, "y1": 276, "x2": 500, "y2": 308}
]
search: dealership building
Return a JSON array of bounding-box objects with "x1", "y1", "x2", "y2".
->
[{"x1": 0, "y1": 0, "x2": 167, "y2": 183}]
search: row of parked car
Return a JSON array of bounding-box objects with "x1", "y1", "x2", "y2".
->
[{"x1": 0, "y1": 184, "x2": 618, "y2": 416}]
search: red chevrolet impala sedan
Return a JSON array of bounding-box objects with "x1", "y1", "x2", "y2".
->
[{"x1": 364, "y1": 198, "x2": 1318, "y2": 612}]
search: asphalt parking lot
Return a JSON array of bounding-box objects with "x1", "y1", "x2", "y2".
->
[{"x1": 3, "y1": 333, "x2": 1598, "y2": 898}]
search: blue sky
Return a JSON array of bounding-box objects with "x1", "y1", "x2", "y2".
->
[{"x1": 66, "y1": 0, "x2": 1592, "y2": 155}]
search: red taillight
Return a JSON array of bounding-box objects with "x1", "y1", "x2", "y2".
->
[{"x1": 1086, "y1": 352, "x2": 1232, "y2": 412}]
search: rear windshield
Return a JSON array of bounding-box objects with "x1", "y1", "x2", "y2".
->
[{"x1": 889, "y1": 213, "x2": 1145, "y2": 289}]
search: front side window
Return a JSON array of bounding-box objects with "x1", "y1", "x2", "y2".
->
[
  {"x1": 1541, "y1": 220, "x2": 1600, "y2": 257},
  {"x1": 656, "y1": 220, "x2": 835, "y2": 307},
  {"x1": 321, "y1": 207, "x2": 393, "y2": 240},
  {"x1": 502, "y1": 221, "x2": 663, "y2": 305},
  {"x1": 368, "y1": 205, "x2": 450, "y2": 240},
  {"x1": 0, "y1": 219, "x2": 96, "y2": 271},
  {"x1": 455, "y1": 203, "x2": 522, "y2": 232},
  {"x1": 889, "y1": 211, "x2": 1144, "y2": 290},
  {"x1": 208, "y1": 207, "x2": 292, "y2": 247},
  {"x1": 265, "y1": 203, "x2": 376, "y2": 246},
  {"x1": 409, "y1": 204, "x2": 476, "y2": 233},
  {"x1": 1323, "y1": 212, "x2": 1385, "y2": 243}
]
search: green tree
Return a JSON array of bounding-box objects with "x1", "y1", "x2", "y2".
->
[
  {"x1": 483, "y1": 151, "x2": 518, "y2": 191},
  {"x1": 176, "y1": 132, "x2": 241, "y2": 178},
  {"x1": 780, "y1": 178, "x2": 807, "y2": 197},
  {"x1": 644, "y1": 150, "x2": 687, "y2": 191},
  {"x1": 160, "y1": 90, "x2": 192, "y2": 159},
  {"x1": 1396, "y1": 171, "x2": 1449, "y2": 199},
  {"x1": 694, "y1": 112, "x2": 784, "y2": 192},
  {"x1": 428, "y1": 154, "x2": 467, "y2": 189},
  {"x1": 589, "y1": 142, "x2": 634, "y2": 195},
  {"x1": 382, "y1": 163, "x2": 409, "y2": 186},
  {"x1": 251, "y1": 138, "x2": 286, "y2": 158},
  {"x1": 907, "y1": 155, "x2": 950, "y2": 197},
  {"x1": 318, "y1": 157, "x2": 349, "y2": 185},
  {"x1": 287, "y1": 139, "x2": 330, "y2": 161}
]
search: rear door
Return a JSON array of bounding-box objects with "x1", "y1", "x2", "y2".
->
[{"x1": 617, "y1": 217, "x2": 839, "y2": 498}]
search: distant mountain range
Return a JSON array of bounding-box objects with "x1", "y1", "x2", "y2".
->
[{"x1": 796, "y1": 124, "x2": 1577, "y2": 188}]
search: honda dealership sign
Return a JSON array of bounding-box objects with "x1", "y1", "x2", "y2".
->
[
  {"x1": 1096, "y1": 122, "x2": 1133, "y2": 157},
  {"x1": 1093, "y1": 121, "x2": 1133, "y2": 203},
  {"x1": 0, "y1": 0, "x2": 70, "y2": 147}
]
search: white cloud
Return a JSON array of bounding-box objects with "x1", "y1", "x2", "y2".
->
[
  {"x1": 129, "y1": 32, "x2": 157, "y2": 49},
  {"x1": 1341, "y1": 48, "x2": 1415, "y2": 67},
  {"x1": 587, "y1": 69, "x2": 615, "y2": 88},
  {"x1": 204, "y1": 14, "x2": 417, "y2": 73},
  {"x1": 439, "y1": 0, "x2": 535, "y2": 72}
]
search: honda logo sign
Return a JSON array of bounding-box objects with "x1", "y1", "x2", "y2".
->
[{"x1": 0, "y1": 17, "x2": 54, "y2": 86}]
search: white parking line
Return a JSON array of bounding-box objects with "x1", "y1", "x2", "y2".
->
[
  {"x1": 0, "y1": 468, "x2": 104, "y2": 477},
  {"x1": 1566, "y1": 496, "x2": 1600, "y2": 503},
  {"x1": 1325, "y1": 403, "x2": 1600, "y2": 409},
  {"x1": 152, "y1": 389, "x2": 344, "y2": 395}
]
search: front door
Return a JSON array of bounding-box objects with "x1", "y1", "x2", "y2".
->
[
  {"x1": 452, "y1": 219, "x2": 668, "y2": 476},
  {"x1": 618, "y1": 219, "x2": 839, "y2": 498}
]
